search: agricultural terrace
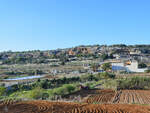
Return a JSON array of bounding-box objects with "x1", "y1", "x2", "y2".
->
[{"x1": 1, "y1": 72, "x2": 150, "y2": 112}]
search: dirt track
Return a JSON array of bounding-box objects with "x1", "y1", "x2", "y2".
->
[{"x1": 0, "y1": 100, "x2": 150, "y2": 113}]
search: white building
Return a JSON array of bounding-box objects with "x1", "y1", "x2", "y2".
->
[
  {"x1": 111, "y1": 60, "x2": 147, "y2": 73},
  {"x1": 125, "y1": 61, "x2": 147, "y2": 73}
]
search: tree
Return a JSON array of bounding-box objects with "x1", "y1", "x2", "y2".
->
[
  {"x1": 88, "y1": 75, "x2": 95, "y2": 81},
  {"x1": 101, "y1": 54, "x2": 109, "y2": 60},
  {"x1": 29, "y1": 87, "x2": 43, "y2": 99},
  {"x1": 39, "y1": 79, "x2": 51, "y2": 89},
  {"x1": 0, "y1": 86, "x2": 6, "y2": 96},
  {"x1": 138, "y1": 63, "x2": 147, "y2": 68},
  {"x1": 101, "y1": 63, "x2": 111, "y2": 71},
  {"x1": 61, "y1": 61, "x2": 65, "y2": 65},
  {"x1": 109, "y1": 53, "x2": 114, "y2": 59},
  {"x1": 65, "y1": 84, "x2": 75, "y2": 93},
  {"x1": 101, "y1": 72, "x2": 115, "y2": 79},
  {"x1": 91, "y1": 63, "x2": 99, "y2": 72},
  {"x1": 42, "y1": 93, "x2": 49, "y2": 100}
]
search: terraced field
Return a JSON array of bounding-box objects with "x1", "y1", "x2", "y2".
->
[{"x1": 0, "y1": 100, "x2": 150, "y2": 113}]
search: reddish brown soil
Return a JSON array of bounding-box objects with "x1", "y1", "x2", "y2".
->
[
  {"x1": 116, "y1": 90, "x2": 150, "y2": 104},
  {"x1": 85, "y1": 89, "x2": 116, "y2": 103},
  {"x1": 0, "y1": 100, "x2": 150, "y2": 113},
  {"x1": 66, "y1": 89, "x2": 150, "y2": 104},
  {"x1": 63, "y1": 89, "x2": 116, "y2": 102},
  {"x1": 1, "y1": 90, "x2": 150, "y2": 113}
]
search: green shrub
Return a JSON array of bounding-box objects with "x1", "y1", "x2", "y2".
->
[
  {"x1": 53, "y1": 84, "x2": 76, "y2": 95},
  {"x1": 53, "y1": 87, "x2": 67, "y2": 95},
  {"x1": 118, "y1": 76, "x2": 150, "y2": 90},
  {"x1": 41, "y1": 93, "x2": 49, "y2": 100},
  {"x1": 101, "y1": 63, "x2": 111, "y2": 71},
  {"x1": 64, "y1": 84, "x2": 75, "y2": 93},
  {"x1": 29, "y1": 87, "x2": 43, "y2": 99},
  {"x1": 145, "y1": 69, "x2": 150, "y2": 73},
  {"x1": 138, "y1": 63, "x2": 147, "y2": 68},
  {"x1": 80, "y1": 74, "x2": 99, "y2": 82},
  {"x1": 0, "y1": 86, "x2": 6, "y2": 96},
  {"x1": 100, "y1": 72, "x2": 115, "y2": 79}
]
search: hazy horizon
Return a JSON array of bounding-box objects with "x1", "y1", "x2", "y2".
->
[{"x1": 1, "y1": 43, "x2": 150, "y2": 53}]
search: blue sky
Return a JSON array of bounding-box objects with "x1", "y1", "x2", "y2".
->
[{"x1": 0, "y1": 0, "x2": 150, "y2": 51}]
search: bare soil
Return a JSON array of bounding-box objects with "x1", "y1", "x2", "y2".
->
[{"x1": 0, "y1": 100, "x2": 150, "y2": 113}]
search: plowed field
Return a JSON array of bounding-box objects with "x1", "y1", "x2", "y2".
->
[
  {"x1": 85, "y1": 89, "x2": 115, "y2": 103},
  {"x1": 0, "y1": 100, "x2": 150, "y2": 113},
  {"x1": 63, "y1": 89, "x2": 115, "y2": 102},
  {"x1": 65, "y1": 89, "x2": 150, "y2": 104},
  {"x1": 117, "y1": 90, "x2": 150, "y2": 104}
]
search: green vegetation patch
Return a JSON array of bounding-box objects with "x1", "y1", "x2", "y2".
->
[{"x1": 118, "y1": 76, "x2": 150, "y2": 90}]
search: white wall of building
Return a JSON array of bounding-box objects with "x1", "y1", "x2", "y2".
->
[{"x1": 111, "y1": 61, "x2": 147, "y2": 73}]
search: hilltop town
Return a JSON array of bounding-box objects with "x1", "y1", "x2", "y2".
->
[{"x1": 0, "y1": 44, "x2": 150, "y2": 77}]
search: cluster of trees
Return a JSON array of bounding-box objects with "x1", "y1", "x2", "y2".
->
[
  {"x1": 101, "y1": 54, "x2": 114, "y2": 61},
  {"x1": 91, "y1": 62, "x2": 112, "y2": 72},
  {"x1": 3, "y1": 69, "x2": 44, "y2": 76},
  {"x1": 0, "y1": 86, "x2": 6, "y2": 96},
  {"x1": 138, "y1": 63, "x2": 147, "y2": 68},
  {"x1": 27, "y1": 73, "x2": 116, "y2": 100},
  {"x1": 2, "y1": 57, "x2": 50, "y2": 64},
  {"x1": 8, "y1": 76, "x2": 81, "y2": 93},
  {"x1": 118, "y1": 76, "x2": 150, "y2": 90},
  {"x1": 80, "y1": 72, "x2": 115, "y2": 82},
  {"x1": 29, "y1": 84, "x2": 77, "y2": 100},
  {"x1": 0, "y1": 71, "x2": 118, "y2": 101},
  {"x1": 101, "y1": 63, "x2": 111, "y2": 71},
  {"x1": 99, "y1": 72, "x2": 115, "y2": 79},
  {"x1": 6, "y1": 72, "x2": 116, "y2": 98}
]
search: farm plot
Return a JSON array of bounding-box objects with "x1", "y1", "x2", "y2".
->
[
  {"x1": 71, "y1": 104, "x2": 150, "y2": 113},
  {"x1": 116, "y1": 90, "x2": 150, "y2": 104},
  {"x1": 0, "y1": 100, "x2": 150, "y2": 113},
  {"x1": 85, "y1": 89, "x2": 116, "y2": 103},
  {"x1": 63, "y1": 89, "x2": 116, "y2": 103},
  {"x1": 64, "y1": 89, "x2": 150, "y2": 105},
  {"x1": 0, "y1": 100, "x2": 79, "y2": 113}
]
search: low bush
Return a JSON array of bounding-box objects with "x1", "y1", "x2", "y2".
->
[
  {"x1": 0, "y1": 86, "x2": 6, "y2": 96},
  {"x1": 138, "y1": 63, "x2": 147, "y2": 68},
  {"x1": 118, "y1": 76, "x2": 150, "y2": 90},
  {"x1": 29, "y1": 87, "x2": 44, "y2": 99},
  {"x1": 145, "y1": 69, "x2": 150, "y2": 73},
  {"x1": 53, "y1": 84, "x2": 76, "y2": 96},
  {"x1": 100, "y1": 72, "x2": 115, "y2": 79}
]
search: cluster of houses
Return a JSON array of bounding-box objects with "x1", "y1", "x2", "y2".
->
[{"x1": 1, "y1": 45, "x2": 150, "y2": 74}]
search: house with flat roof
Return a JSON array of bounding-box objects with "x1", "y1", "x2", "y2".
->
[{"x1": 111, "y1": 60, "x2": 147, "y2": 73}]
